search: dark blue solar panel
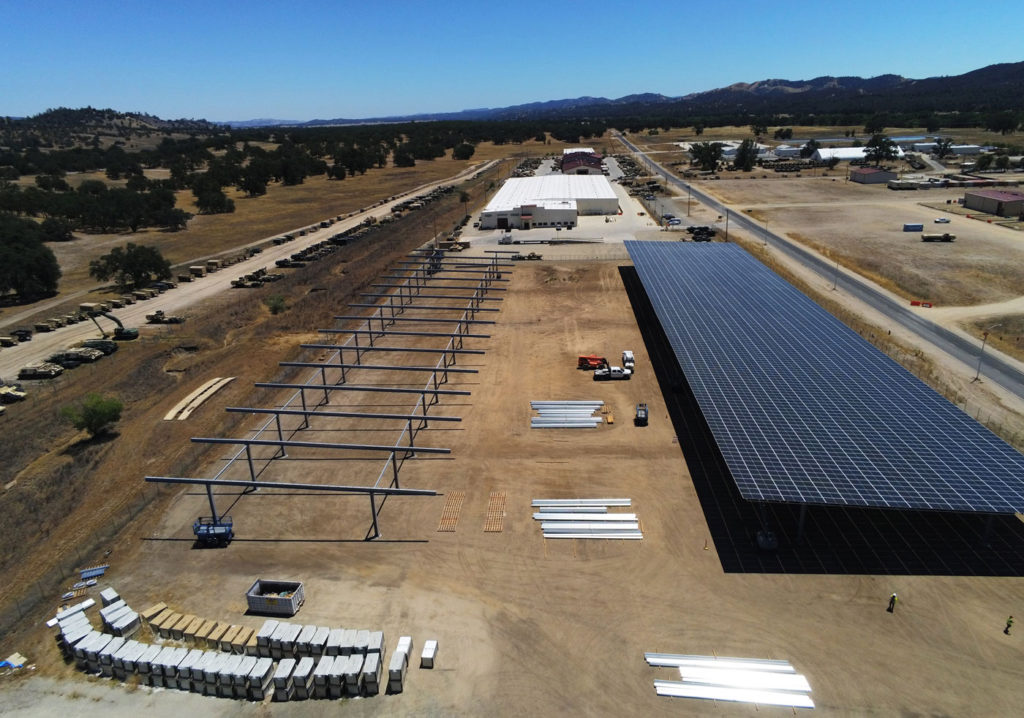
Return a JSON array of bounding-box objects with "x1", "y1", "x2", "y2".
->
[{"x1": 626, "y1": 241, "x2": 1024, "y2": 514}]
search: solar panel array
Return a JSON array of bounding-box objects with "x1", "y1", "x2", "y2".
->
[{"x1": 626, "y1": 241, "x2": 1024, "y2": 514}]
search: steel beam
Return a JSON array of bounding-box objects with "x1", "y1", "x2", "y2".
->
[
  {"x1": 190, "y1": 437, "x2": 451, "y2": 454},
  {"x1": 300, "y1": 343, "x2": 486, "y2": 354},
  {"x1": 254, "y1": 382, "x2": 471, "y2": 396},
  {"x1": 299, "y1": 342, "x2": 483, "y2": 352},
  {"x1": 333, "y1": 315, "x2": 496, "y2": 324},
  {"x1": 225, "y1": 407, "x2": 461, "y2": 422},
  {"x1": 347, "y1": 303, "x2": 499, "y2": 312},
  {"x1": 399, "y1": 261, "x2": 515, "y2": 269},
  {"x1": 360, "y1": 293, "x2": 502, "y2": 301},
  {"x1": 381, "y1": 274, "x2": 510, "y2": 282},
  {"x1": 279, "y1": 361, "x2": 477, "y2": 373},
  {"x1": 144, "y1": 476, "x2": 436, "y2": 496},
  {"x1": 371, "y1": 283, "x2": 507, "y2": 291},
  {"x1": 319, "y1": 328, "x2": 491, "y2": 338}
]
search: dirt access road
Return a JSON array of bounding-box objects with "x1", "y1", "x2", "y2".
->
[{"x1": 0, "y1": 161, "x2": 498, "y2": 381}]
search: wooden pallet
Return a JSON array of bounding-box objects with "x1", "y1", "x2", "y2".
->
[
  {"x1": 437, "y1": 491, "x2": 466, "y2": 532},
  {"x1": 484, "y1": 491, "x2": 506, "y2": 532}
]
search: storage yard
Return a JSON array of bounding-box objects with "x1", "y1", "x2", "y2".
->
[{"x1": 3, "y1": 143, "x2": 1024, "y2": 716}]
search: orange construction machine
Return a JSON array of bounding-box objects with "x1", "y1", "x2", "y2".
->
[{"x1": 577, "y1": 355, "x2": 609, "y2": 370}]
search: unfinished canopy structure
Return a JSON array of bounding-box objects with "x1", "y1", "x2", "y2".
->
[{"x1": 146, "y1": 249, "x2": 513, "y2": 541}]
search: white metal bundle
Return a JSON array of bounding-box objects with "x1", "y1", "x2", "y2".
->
[
  {"x1": 543, "y1": 532, "x2": 644, "y2": 539},
  {"x1": 532, "y1": 498, "x2": 631, "y2": 507}
]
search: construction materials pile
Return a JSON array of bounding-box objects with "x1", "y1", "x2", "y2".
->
[
  {"x1": 49, "y1": 586, "x2": 425, "y2": 701},
  {"x1": 530, "y1": 400, "x2": 604, "y2": 429},
  {"x1": 532, "y1": 498, "x2": 643, "y2": 540},
  {"x1": 645, "y1": 653, "x2": 813, "y2": 709}
]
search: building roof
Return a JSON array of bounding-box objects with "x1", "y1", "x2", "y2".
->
[
  {"x1": 965, "y1": 189, "x2": 1024, "y2": 202},
  {"x1": 562, "y1": 147, "x2": 595, "y2": 155},
  {"x1": 561, "y1": 154, "x2": 604, "y2": 173},
  {"x1": 813, "y1": 146, "x2": 905, "y2": 161},
  {"x1": 483, "y1": 176, "x2": 617, "y2": 213}
]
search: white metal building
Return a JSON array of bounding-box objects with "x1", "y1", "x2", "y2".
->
[
  {"x1": 480, "y1": 175, "x2": 619, "y2": 230},
  {"x1": 562, "y1": 147, "x2": 596, "y2": 155},
  {"x1": 812, "y1": 146, "x2": 905, "y2": 162}
]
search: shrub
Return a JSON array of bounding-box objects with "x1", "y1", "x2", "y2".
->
[
  {"x1": 61, "y1": 394, "x2": 123, "y2": 437},
  {"x1": 264, "y1": 294, "x2": 287, "y2": 315}
]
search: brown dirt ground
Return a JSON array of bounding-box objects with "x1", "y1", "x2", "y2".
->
[
  {"x1": 3, "y1": 134, "x2": 1024, "y2": 716},
  {"x1": 3, "y1": 257, "x2": 1023, "y2": 716}
]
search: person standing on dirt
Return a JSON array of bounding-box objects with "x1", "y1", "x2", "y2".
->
[
  {"x1": 1005, "y1": 616, "x2": 1014, "y2": 635},
  {"x1": 887, "y1": 593, "x2": 898, "y2": 613}
]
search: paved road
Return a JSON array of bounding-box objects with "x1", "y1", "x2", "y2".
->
[
  {"x1": 0, "y1": 160, "x2": 499, "y2": 381},
  {"x1": 615, "y1": 133, "x2": 1024, "y2": 400}
]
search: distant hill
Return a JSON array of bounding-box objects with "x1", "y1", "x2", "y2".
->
[
  {"x1": 5, "y1": 62, "x2": 1022, "y2": 136},
  {"x1": 0, "y1": 107, "x2": 224, "y2": 149},
  {"x1": 248, "y1": 61, "x2": 1022, "y2": 127}
]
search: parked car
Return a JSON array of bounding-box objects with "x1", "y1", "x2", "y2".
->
[{"x1": 934, "y1": 217, "x2": 951, "y2": 224}]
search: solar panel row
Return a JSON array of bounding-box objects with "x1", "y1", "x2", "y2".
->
[{"x1": 625, "y1": 241, "x2": 1024, "y2": 514}]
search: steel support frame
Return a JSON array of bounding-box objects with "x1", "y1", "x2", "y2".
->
[{"x1": 144, "y1": 476, "x2": 436, "y2": 540}]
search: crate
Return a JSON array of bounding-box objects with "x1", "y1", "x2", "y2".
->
[{"x1": 246, "y1": 579, "x2": 305, "y2": 617}]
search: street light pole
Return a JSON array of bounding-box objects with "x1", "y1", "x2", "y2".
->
[{"x1": 972, "y1": 323, "x2": 1002, "y2": 382}]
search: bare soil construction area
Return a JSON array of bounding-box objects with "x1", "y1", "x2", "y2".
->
[
  {"x1": 3, "y1": 254, "x2": 1024, "y2": 716},
  {"x1": 2, "y1": 133, "x2": 1024, "y2": 715}
]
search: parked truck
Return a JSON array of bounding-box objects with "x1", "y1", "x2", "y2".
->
[
  {"x1": 0, "y1": 383, "x2": 27, "y2": 403},
  {"x1": 18, "y1": 362, "x2": 64, "y2": 380},
  {"x1": 146, "y1": 310, "x2": 185, "y2": 324},
  {"x1": 622, "y1": 350, "x2": 635, "y2": 371},
  {"x1": 593, "y1": 366, "x2": 632, "y2": 381},
  {"x1": 922, "y1": 233, "x2": 956, "y2": 242}
]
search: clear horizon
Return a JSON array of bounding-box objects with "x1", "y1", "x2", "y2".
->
[{"x1": 1, "y1": 0, "x2": 1021, "y2": 123}]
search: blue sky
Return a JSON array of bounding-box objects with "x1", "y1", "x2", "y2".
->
[{"x1": 1, "y1": 0, "x2": 1021, "y2": 122}]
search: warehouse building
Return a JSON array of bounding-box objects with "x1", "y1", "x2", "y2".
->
[
  {"x1": 561, "y1": 152, "x2": 604, "y2": 174},
  {"x1": 479, "y1": 175, "x2": 619, "y2": 230},
  {"x1": 812, "y1": 146, "x2": 905, "y2": 162},
  {"x1": 849, "y1": 167, "x2": 897, "y2": 184},
  {"x1": 964, "y1": 189, "x2": 1024, "y2": 218}
]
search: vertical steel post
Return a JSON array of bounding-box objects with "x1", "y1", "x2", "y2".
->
[
  {"x1": 206, "y1": 483, "x2": 219, "y2": 523},
  {"x1": 275, "y1": 414, "x2": 287, "y2": 457},
  {"x1": 368, "y1": 493, "x2": 380, "y2": 540},
  {"x1": 245, "y1": 444, "x2": 256, "y2": 482},
  {"x1": 299, "y1": 388, "x2": 309, "y2": 429}
]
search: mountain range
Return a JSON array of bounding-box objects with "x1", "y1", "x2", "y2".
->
[{"x1": 223, "y1": 61, "x2": 1024, "y2": 127}]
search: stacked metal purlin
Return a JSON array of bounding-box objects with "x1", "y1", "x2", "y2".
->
[
  {"x1": 645, "y1": 653, "x2": 813, "y2": 709},
  {"x1": 530, "y1": 400, "x2": 603, "y2": 429},
  {"x1": 531, "y1": 498, "x2": 642, "y2": 540}
]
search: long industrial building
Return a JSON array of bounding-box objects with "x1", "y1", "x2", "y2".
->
[{"x1": 479, "y1": 175, "x2": 619, "y2": 230}]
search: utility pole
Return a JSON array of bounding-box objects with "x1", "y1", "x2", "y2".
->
[{"x1": 973, "y1": 323, "x2": 1002, "y2": 382}]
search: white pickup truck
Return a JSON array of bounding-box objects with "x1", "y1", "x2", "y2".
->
[{"x1": 593, "y1": 366, "x2": 632, "y2": 381}]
